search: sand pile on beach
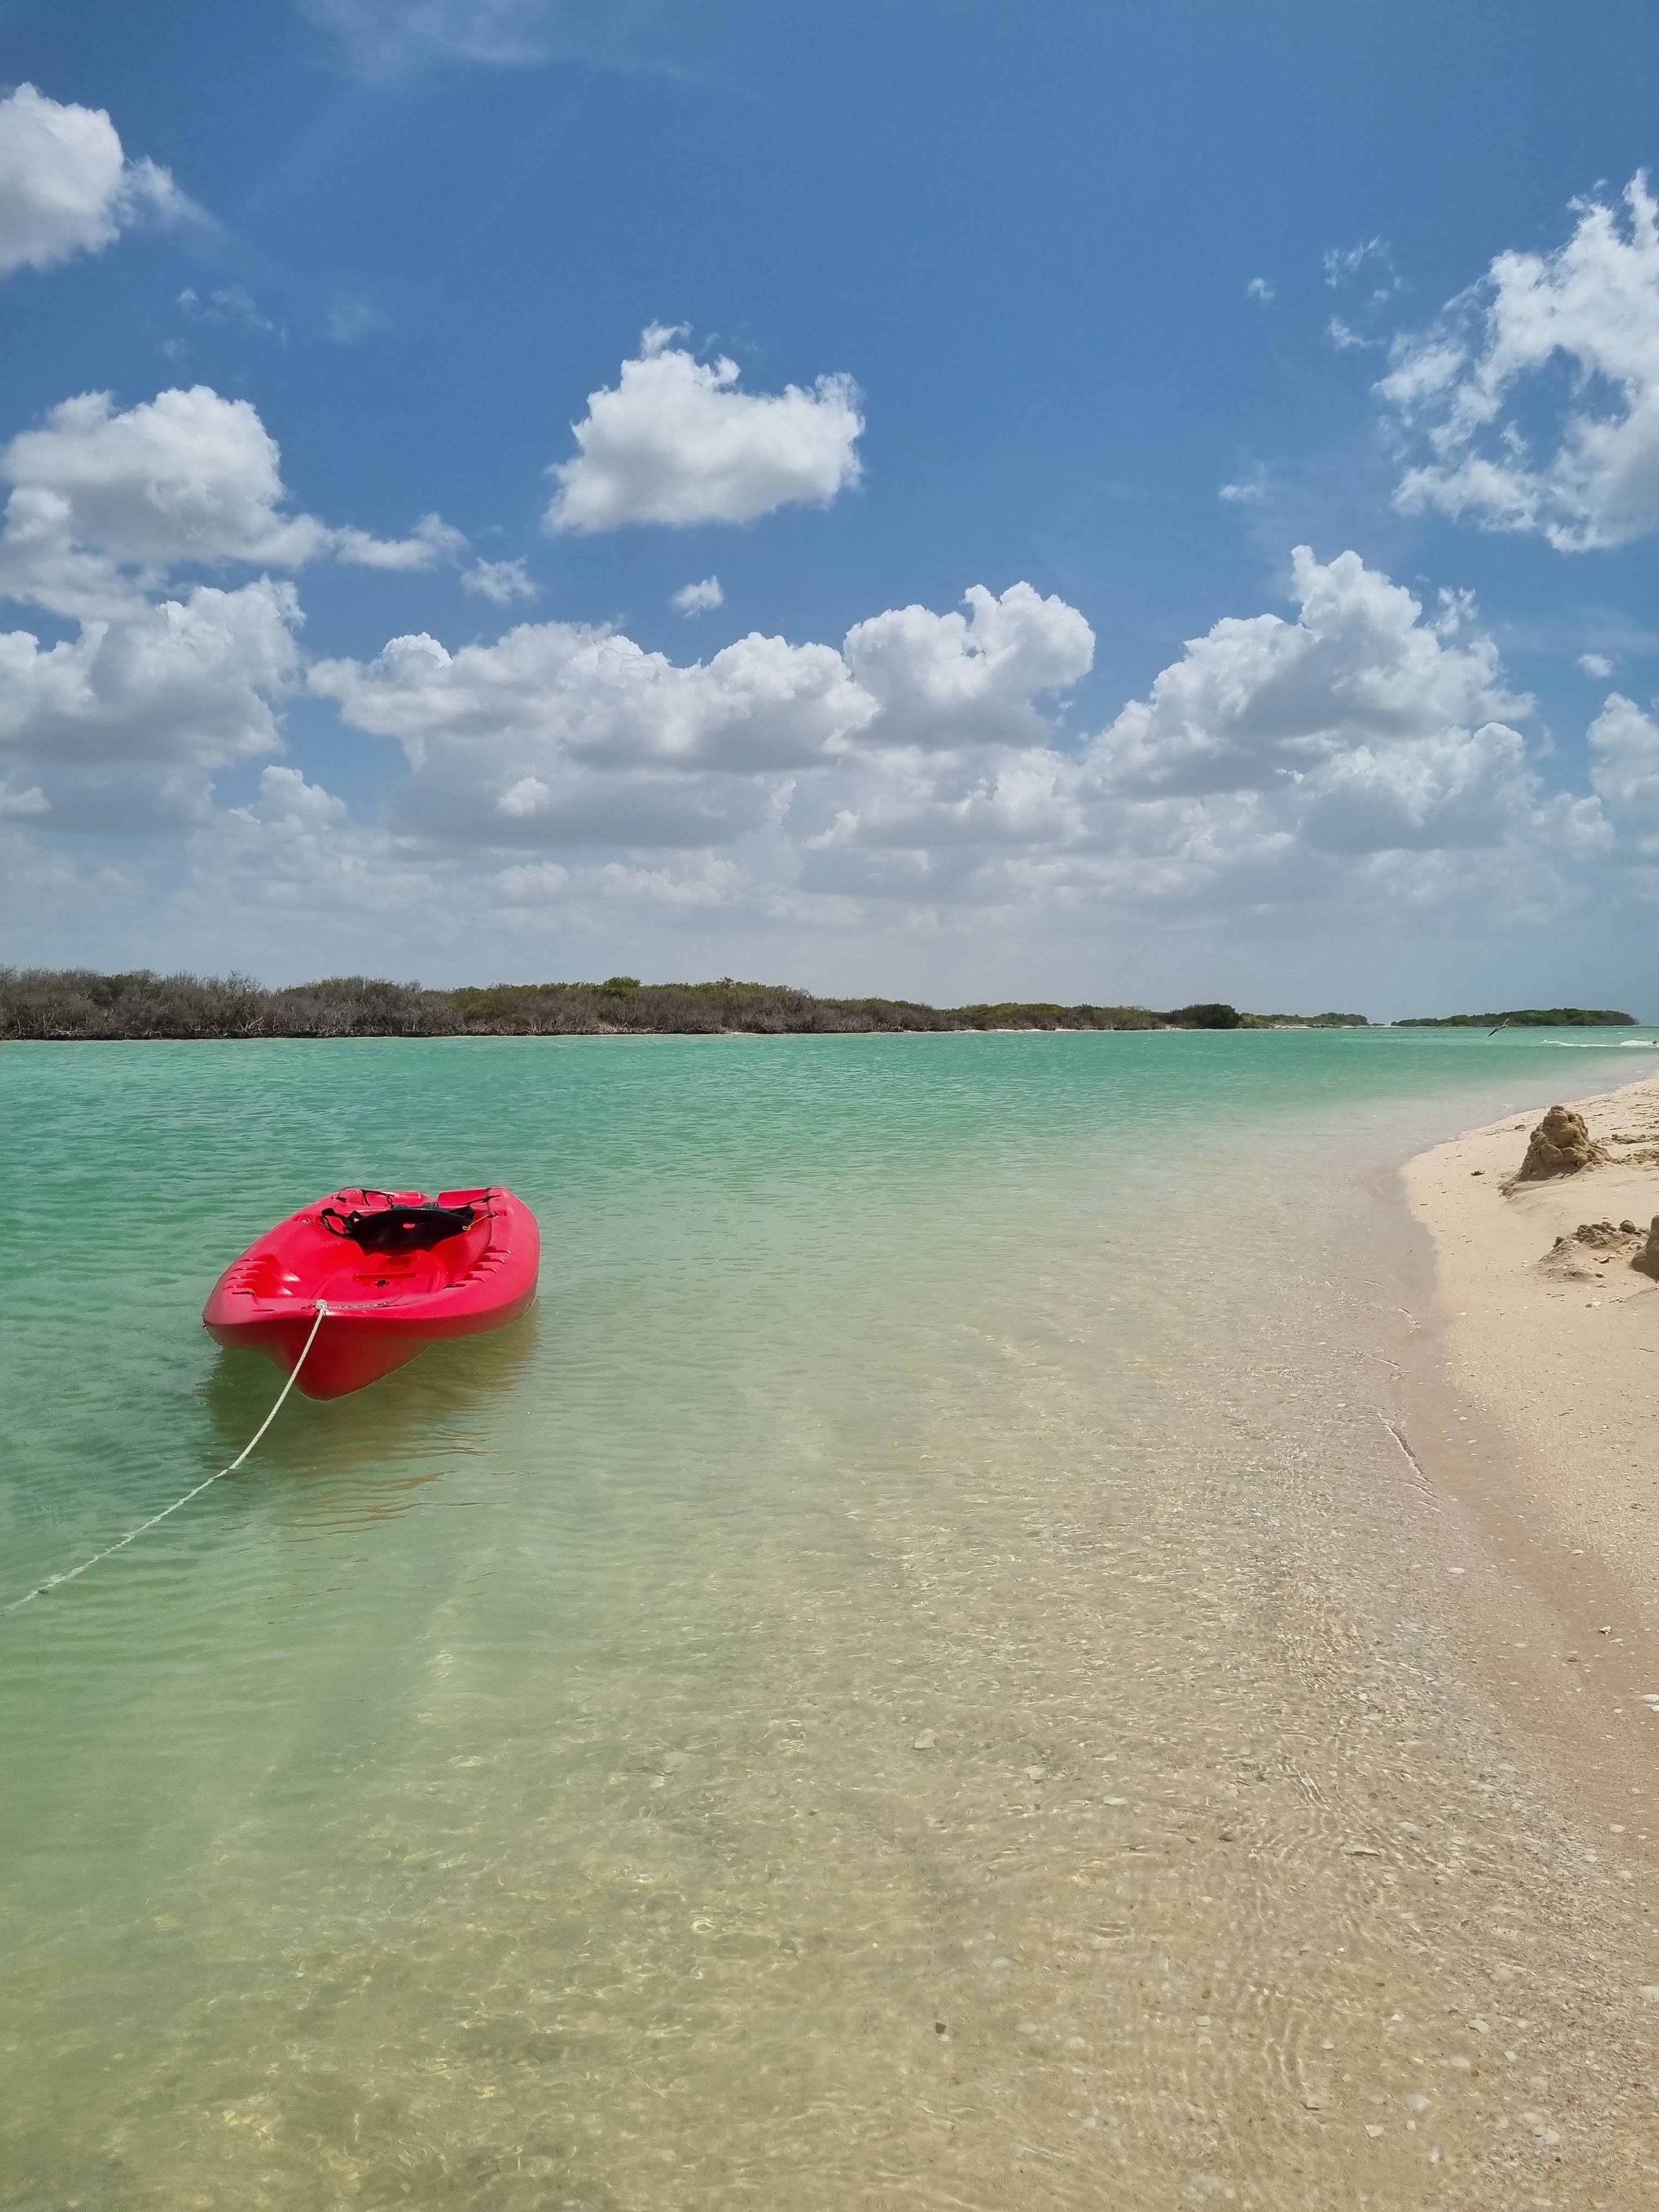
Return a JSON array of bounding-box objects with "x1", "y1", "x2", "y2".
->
[
  {"x1": 1511, "y1": 1100, "x2": 1607, "y2": 1180},
  {"x1": 1537, "y1": 1215, "x2": 1654, "y2": 1280}
]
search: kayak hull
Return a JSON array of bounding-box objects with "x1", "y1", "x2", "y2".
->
[{"x1": 203, "y1": 1186, "x2": 540, "y2": 1400}]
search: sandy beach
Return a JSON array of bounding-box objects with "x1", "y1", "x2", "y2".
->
[
  {"x1": 1397, "y1": 1074, "x2": 1659, "y2": 1837},
  {"x1": 1401, "y1": 1076, "x2": 1658, "y2": 1602}
]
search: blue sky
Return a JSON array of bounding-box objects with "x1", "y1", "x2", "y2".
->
[{"x1": 2, "y1": 0, "x2": 1655, "y2": 1013}]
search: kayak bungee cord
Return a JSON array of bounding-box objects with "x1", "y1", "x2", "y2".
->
[{"x1": 3, "y1": 1302, "x2": 329, "y2": 1617}]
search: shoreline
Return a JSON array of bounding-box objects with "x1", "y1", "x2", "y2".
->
[{"x1": 1390, "y1": 1073, "x2": 1659, "y2": 1839}]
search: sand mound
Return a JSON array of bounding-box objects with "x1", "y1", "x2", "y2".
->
[
  {"x1": 1537, "y1": 1217, "x2": 1651, "y2": 1281},
  {"x1": 1512, "y1": 1103, "x2": 1609, "y2": 1183}
]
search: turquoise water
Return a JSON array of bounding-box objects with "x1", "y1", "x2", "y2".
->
[{"x1": 3, "y1": 1028, "x2": 1656, "y2": 2209}]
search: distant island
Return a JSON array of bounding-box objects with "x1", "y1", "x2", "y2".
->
[
  {"x1": 0, "y1": 968, "x2": 1374, "y2": 1041},
  {"x1": 1395, "y1": 1008, "x2": 1637, "y2": 1028}
]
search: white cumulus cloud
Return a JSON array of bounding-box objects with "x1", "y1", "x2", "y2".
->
[
  {"x1": 2, "y1": 387, "x2": 326, "y2": 617},
  {"x1": 1380, "y1": 172, "x2": 1659, "y2": 550},
  {"x1": 300, "y1": 578, "x2": 1097, "y2": 876},
  {"x1": 181, "y1": 763, "x2": 446, "y2": 931},
  {"x1": 0, "y1": 380, "x2": 481, "y2": 837},
  {"x1": 1087, "y1": 546, "x2": 1526, "y2": 804},
  {"x1": 0, "y1": 84, "x2": 193, "y2": 278},
  {"x1": 843, "y1": 584, "x2": 1093, "y2": 752},
  {"x1": 0, "y1": 579, "x2": 303, "y2": 830},
  {"x1": 0, "y1": 580, "x2": 302, "y2": 770},
  {"x1": 1588, "y1": 692, "x2": 1659, "y2": 850},
  {"x1": 309, "y1": 617, "x2": 876, "y2": 848},
  {"x1": 332, "y1": 511, "x2": 469, "y2": 569},
  {"x1": 673, "y1": 576, "x2": 724, "y2": 615},
  {"x1": 788, "y1": 551, "x2": 1582, "y2": 912},
  {"x1": 545, "y1": 326, "x2": 864, "y2": 533},
  {"x1": 10, "y1": 553, "x2": 1650, "y2": 973},
  {"x1": 1, "y1": 385, "x2": 468, "y2": 617},
  {"x1": 462, "y1": 555, "x2": 537, "y2": 603}
]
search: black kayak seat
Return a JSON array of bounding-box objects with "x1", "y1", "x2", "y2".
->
[{"x1": 319, "y1": 1201, "x2": 478, "y2": 1253}]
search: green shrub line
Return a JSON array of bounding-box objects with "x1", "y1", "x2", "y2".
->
[
  {"x1": 4, "y1": 971, "x2": 1638, "y2": 1040},
  {"x1": 1392, "y1": 1008, "x2": 1636, "y2": 1028},
  {"x1": 0, "y1": 968, "x2": 1381, "y2": 1041}
]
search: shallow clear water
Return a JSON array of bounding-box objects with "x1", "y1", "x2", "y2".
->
[{"x1": 3, "y1": 1029, "x2": 1656, "y2": 2209}]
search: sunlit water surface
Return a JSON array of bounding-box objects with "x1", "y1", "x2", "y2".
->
[{"x1": 4, "y1": 1030, "x2": 1657, "y2": 2210}]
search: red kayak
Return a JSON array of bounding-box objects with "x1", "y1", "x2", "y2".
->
[{"x1": 204, "y1": 1186, "x2": 539, "y2": 1400}]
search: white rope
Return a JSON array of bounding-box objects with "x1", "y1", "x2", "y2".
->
[{"x1": 4, "y1": 1302, "x2": 329, "y2": 1616}]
